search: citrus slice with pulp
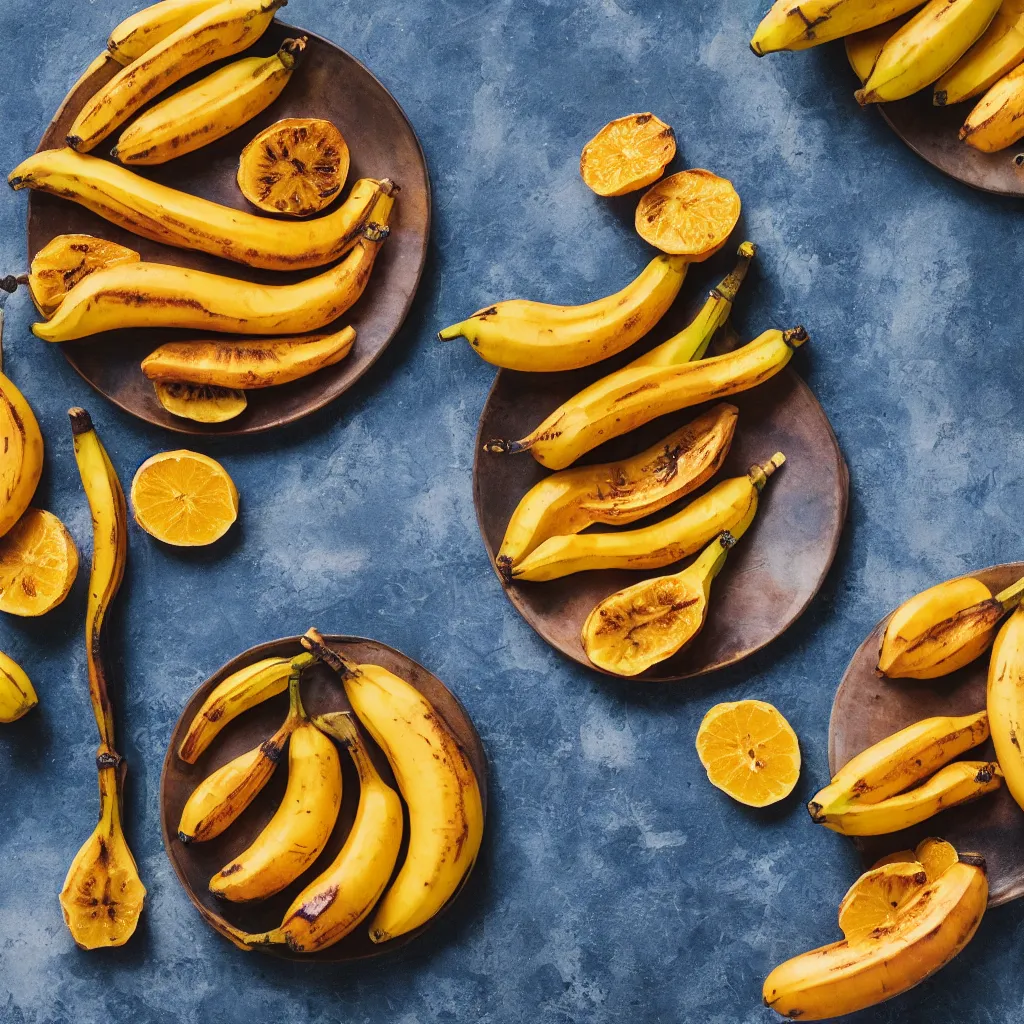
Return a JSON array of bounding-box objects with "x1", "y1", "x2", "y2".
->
[
  {"x1": 580, "y1": 113, "x2": 676, "y2": 196},
  {"x1": 838, "y1": 861, "x2": 928, "y2": 943},
  {"x1": 635, "y1": 169, "x2": 741, "y2": 258},
  {"x1": 0, "y1": 508, "x2": 79, "y2": 616}
]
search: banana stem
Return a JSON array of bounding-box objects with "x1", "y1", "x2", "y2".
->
[
  {"x1": 996, "y1": 575, "x2": 1024, "y2": 611},
  {"x1": 286, "y1": 655, "x2": 310, "y2": 722},
  {"x1": 749, "y1": 452, "x2": 786, "y2": 491},
  {"x1": 301, "y1": 627, "x2": 360, "y2": 679},
  {"x1": 713, "y1": 241, "x2": 757, "y2": 304},
  {"x1": 437, "y1": 323, "x2": 464, "y2": 341},
  {"x1": 278, "y1": 36, "x2": 308, "y2": 69}
]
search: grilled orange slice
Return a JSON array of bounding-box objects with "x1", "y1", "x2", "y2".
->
[
  {"x1": 29, "y1": 234, "x2": 139, "y2": 318},
  {"x1": 580, "y1": 113, "x2": 676, "y2": 196},
  {"x1": 635, "y1": 170, "x2": 741, "y2": 258},
  {"x1": 0, "y1": 508, "x2": 79, "y2": 617},
  {"x1": 838, "y1": 861, "x2": 928, "y2": 943}
]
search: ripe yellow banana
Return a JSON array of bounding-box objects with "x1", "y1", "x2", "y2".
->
[
  {"x1": 107, "y1": 0, "x2": 226, "y2": 64},
  {"x1": 763, "y1": 857, "x2": 988, "y2": 1020},
  {"x1": 878, "y1": 574, "x2": 1024, "y2": 679},
  {"x1": 511, "y1": 454, "x2": 784, "y2": 582},
  {"x1": 0, "y1": 310, "x2": 44, "y2": 538},
  {"x1": 141, "y1": 325, "x2": 356, "y2": 389},
  {"x1": 856, "y1": 0, "x2": 1002, "y2": 104},
  {"x1": 582, "y1": 528, "x2": 740, "y2": 676},
  {"x1": 247, "y1": 712, "x2": 404, "y2": 953},
  {"x1": 9, "y1": 149, "x2": 383, "y2": 271},
  {"x1": 113, "y1": 38, "x2": 306, "y2": 165},
  {"x1": 209, "y1": 696, "x2": 342, "y2": 902},
  {"x1": 0, "y1": 649, "x2": 37, "y2": 723},
  {"x1": 301, "y1": 629, "x2": 484, "y2": 943},
  {"x1": 496, "y1": 403, "x2": 738, "y2": 581},
  {"x1": 178, "y1": 655, "x2": 293, "y2": 762},
  {"x1": 987, "y1": 606, "x2": 1024, "y2": 812},
  {"x1": 437, "y1": 255, "x2": 688, "y2": 371},
  {"x1": 815, "y1": 760, "x2": 1002, "y2": 835},
  {"x1": 68, "y1": 0, "x2": 286, "y2": 153},
  {"x1": 33, "y1": 190, "x2": 393, "y2": 342},
  {"x1": 485, "y1": 327, "x2": 806, "y2": 470},
  {"x1": 178, "y1": 656, "x2": 310, "y2": 842},
  {"x1": 751, "y1": 0, "x2": 926, "y2": 54},
  {"x1": 845, "y1": 13, "x2": 915, "y2": 81},
  {"x1": 935, "y1": 0, "x2": 1024, "y2": 103},
  {"x1": 961, "y1": 61, "x2": 1024, "y2": 149},
  {"x1": 808, "y1": 710, "x2": 990, "y2": 818},
  {"x1": 62, "y1": 408, "x2": 144, "y2": 949}
]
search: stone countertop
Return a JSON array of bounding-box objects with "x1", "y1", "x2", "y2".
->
[{"x1": 2, "y1": 1, "x2": 1022, "y2": 1022}]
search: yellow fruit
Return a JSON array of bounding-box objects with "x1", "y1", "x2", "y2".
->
[
  {"x1": 934, "y1": 0, "x2": 1024, "y2": 104},
  {"x1": 845, "y1": 14, "x2": 915, "y2": 82},
  {"x1": 634, "y1": 170, "x2": 741, "y2": 258},
  {"x1": 961, "y1": 60, "x2": 1024, "y2": 150},
  {"x1": 915, "y1": 837, "x2": 960, "y2": 880},
  {"x1": 28, "y1": 235, "x2": 140, "y2": 318},
  {"x1": 695, "y1": 699, "x2": 801, "y2": 807},
  {"x1": 130, "y1": 451, "x2": 239, "y2": 547},
  {"x1": 107, "y1": 0, "x2": 226, "y2": 64},
  {"x1": 0, "y1": 508, "x2": 79, "y2": 617},
  {"x1": 579, "y1": 113, "x2": 676, "y2": 196},
  {"x1": 837, "y1": 862, "x2": 928, "y2": 942},
  {"x1": 154, "y1": 382, "x2": 247, "y2": 423},
  {"x1": 238, "y1": 118, "x2": 350, "y2": 216},
  {"x1": 0, "y1": 649, "x2": 37, "y2": 723}
]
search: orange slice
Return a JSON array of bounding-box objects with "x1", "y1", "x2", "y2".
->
[
  {"x1": 131, "y1": 451, "x2": 239, "y2": 547},
  {"x1": 635, "y1": 169, "x2": 741, "y2": 258},
  {"x1": 871, "y1": 849, "x2": 917, "y2": 869},
  {"x1": 29, "y1": 234, "x2": 140, "y2": 318},
  {"x1": 579, "y1": 113, "x2": 676, "y2": 197},
  {"x1": 837, "y1": 861, "x2": 928, "y2": 943},
  {"x1": 915, "y1": 837, "x2": 959, "y2": 881},
  {"x1": 0, "y1": 508, "x2": 79, "y2": 616},
  {"x1": 695, "y1": 700, "x2": 801, "y2": 807}
]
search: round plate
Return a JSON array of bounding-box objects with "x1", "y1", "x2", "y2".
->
[
  {"x1": 472, "y1": 313, "x2": 849, "y2": 681},
  {"x1": 160, "y1": 635, "x2": 487, "y2": 959},
  {"x1": 872, "y1": 86, "x2": 1024, "y2": 197},
  {"x1": 26, "y1": 21, "x2": 430, "y2": 434},
  {"x1": 829, "y1": 562, "x2": 1024, "y2": 907}
]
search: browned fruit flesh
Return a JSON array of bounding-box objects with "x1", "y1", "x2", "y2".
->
[
  {"x1": 29, "y1": 234, "x2": 140, "y2": 318},
  {"x1": 580, "y1": 113, "x2": 676, "y2": 196}
]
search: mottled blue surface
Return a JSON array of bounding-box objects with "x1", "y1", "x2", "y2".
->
[{"x1": 2, "y1": 0, "x2": 1024, "y2": 1021}]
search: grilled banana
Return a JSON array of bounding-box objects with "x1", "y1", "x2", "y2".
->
[
  {"x1": 33, "y1": 191, "x2": 392, "y2": 342},
  {"x1": 114, "y1": 38, "x2": 306, "y2": 165},
  {"x1": 751, "y1": 0, "x2": 926, "y2": 54},
  {"x1": 28, "y1": 235, "x2": 140, "y2": 319},
  {"x1": 485, "y1": 327, "x2": 806, "y2": 470},
  {"x1": 142, "y1": 326, "x2": 355, "y2": 389},
  {"x1": 856, "y1": 0, "x2": 1002, "y2": 104},
  {"x1": 0, "y1": 650, "x2": 37, "y2": 723},
  {"x1": 9, "y1": 150, "x2": 382, "y2": 271},
  {"x1": 961, "y1": 61, "x2": 1024, "y2": 149},
  {"x1": 987, "y1": 606, "x2": 1024, "y2": 811},
  {"x1": 107, "y1": 0, "x2": 226, "y2": 64},
  {"x1": 437, "y1": 255, "x2": 688, "y2": 372},
  {"x1": 512, "y1": 454, "x2": 784, "y2": 582},
  {"x1": 935, "y1": 0, "x2": 1024, "y2": 104},
  {"x1": 69, "y1": 0, "x2": 285, "y2": 152}
]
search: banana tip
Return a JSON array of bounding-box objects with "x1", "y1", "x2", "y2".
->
[
  {"x1": 496, "y1": 555, "x2": 513, "y2": 586},
  {"x1": 482, "y1": 437, "x2": 525, "y2": 455},
  {"x1": 177, "y1": 831, "x2": 193, "y2": 845},
  {"x1": 934, "y1": 90, "x2": 947, "y2": 107},
  {"x1": 854, "y1": 89, "x2": 870, "y2": 107},
  {"x1": 783, "y1": 326, "x2": 808, "y2": 348},
  {"x1": 68, "y1": 407, "x2": 93, "y2": 435},
  {"x1": 749, "y1": 41, "x2": 764, "y2": 57},
  {"x1": 66, "y1": 134, "x2": 83, "y2": 151},
  {"x1": 806, "y1": 800, "x2": 824, "y2": 823}
]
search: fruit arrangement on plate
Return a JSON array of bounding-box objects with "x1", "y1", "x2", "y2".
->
[
  {"x1": 162, "y1": 630, "x2": 486, "y2": 959},
  {"x1": 451, "y1": 114, "x2": 847, "y2": 679},
  {"x1": 752, "y1": 0, "x2": 1024, "y2": 193},
  {"x1": 4, "y1": 0, "x2": 429, "y2": 433}
]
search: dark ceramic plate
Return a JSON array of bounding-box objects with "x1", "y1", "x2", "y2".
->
[
  {"x1": 870, "y1": 82, "x2": 1024, "y2": 196},
  {"x1": 472, "y1": 322, "x2": 849, "y2": 681},
  {"x1": 160, "y1": 635, "x2": 487, "y2": 959},
  {"x1": 829, "y1": 563, "x2": 1024, "y2": 907},
  {"x1": 26, "y1": 21, "x2": 430, "y2": 434}
]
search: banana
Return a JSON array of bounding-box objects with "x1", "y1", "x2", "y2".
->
[
  {"x1": 751, "y1": 0, "x2": 926, "y2": 55},
  {"x1": 437, "y1": 255, "x2": 688, "y2": 372},
  {"x1": 808, "y1": 710, "x2": 990, "y2": 818},
  {"x1": 178, "y1": 656, "x2": 293, "y2": 762},
  {"x1": 29, "y1": 234, "x2": 140, "y2": 319},
  {"x1": 961, "y1": 61, "x2": 1024, "y2": 149},
  {"x1": 155, "y1": 382, "x2": 246, "y2": 422},
  {"x1": 846, "y1": 14, "x2": 915, "y2": 81},
  {"x1": 68, "y1": 0, "x2": 286, "y2": 153},
  {"x1": 856, "y1": 0, "x2": 1002, "y2": 104},
  {"x1": 496, "y1": 403, "x2": 738, "y2": 581},
  {"x1": 141, "y1": 326, "x2": 356, "y2": 389},
  {"x1": 301, "y1": 628, "x2": 485, "y2": 943},
  {"x1": 107, "y1": 0, "x2": 227, "y2": 64},
  {"x1": 208, "y1": 678, "x2": 342, "y2": 902},
  {"x1": 935, "y1": 0, "x2": 1024, "y2": 103},
  {"x1": 113, "y1": 38, "x2": 306, "y2": 166},
  {"x1": 987, "y1": 606, "x2": 1024, "y2": 811},
  {"x1": 0, "y1": 310, "x2": 44, "y2": 538},
  {"x1": 0, "y1": 649, "x2": 37, "y2": 723},
  {"x1": 246, "y1": 712, "x2": 404, "y2": 953},
  {"x1": 815, "y1": 760, "x2": 1002, "y2": 835},
  {"x1": 484, "y1": 327, "x2": 806, "y2": 470},
  {"x1": 582, "y1": 528, "x2": 742, "y2": 676},
  {"x1": 763, "y1": 857, "x2": 988, "y2": 1020},
  {"x1": 178, "y1": 656, "x2": 310, "y2": 842},
  {"x1": 33, "y1": 190, "x2": 393, "y2": 342},
  {"x1": 878, "y1": 574, "x2": 1024, "y2": 679},
  {"x1": 511, "y1": 454, "x2": 784, "y2": 582},
  {"x1": 9, "y1": 149, "x2": 383, "y2": 271},
  {"x1": 62, "y1": 408, "x2": 144, "y2": 949}
]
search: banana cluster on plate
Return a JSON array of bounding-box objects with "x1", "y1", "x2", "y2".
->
[{"x1": 176, "y1": 629, "x2": 484, "y2": 954}]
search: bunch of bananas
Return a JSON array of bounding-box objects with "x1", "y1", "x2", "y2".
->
[
  {"x1": 6, "y1": 0, "x2": 400, "y2": 424},
  {"x1": 752, "y1": 0, "x2": 1024, "y2": 154},
  {"x1": 175, "y1": 629, "x2": 484, "y2": 953},
  {"x1": 472, "y1": 241, "x2": 808, "y2": 677}
]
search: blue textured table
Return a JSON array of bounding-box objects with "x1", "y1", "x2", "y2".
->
[{"x1": 2, "y1": 1, "x2": 1023, "y2": 1022}]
